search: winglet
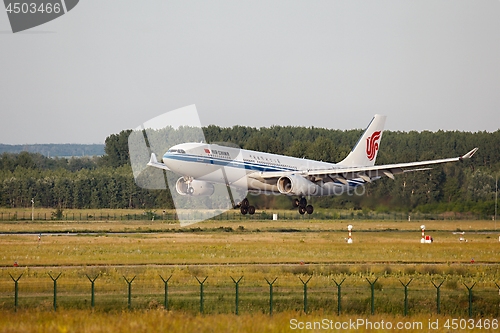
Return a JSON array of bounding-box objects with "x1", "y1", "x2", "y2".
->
[{"x1": 460, "y1": 148, "x2": 478, "y2": 160}]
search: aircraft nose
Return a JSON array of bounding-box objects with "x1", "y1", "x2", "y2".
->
[
  {"x1": 162, "y1": 153, "x2": 178, "y2": 171},
  {"x1": 162, "y1": 154, "x2": 172, "y2": 166}
]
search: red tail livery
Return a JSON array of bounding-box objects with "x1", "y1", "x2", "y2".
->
[{"x1": 366, "y1": 131, "x2": 381, "y2": 161}]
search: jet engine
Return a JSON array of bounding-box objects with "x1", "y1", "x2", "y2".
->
[
  {"x1": 277, "y1": 175, "x2": 319, "y2": 196},
  {"x1": 175, "y1": 178, "x2": 215, "y2": 196}
]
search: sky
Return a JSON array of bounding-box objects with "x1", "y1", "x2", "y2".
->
[{"x1": 1, "y1": 1, "x2": 499, "y2": 144}]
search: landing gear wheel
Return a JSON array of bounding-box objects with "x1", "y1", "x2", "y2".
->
[
  {"x1": 187, "y1": 187, "x2": 194, "y2": 195},
  {"x1": 299, "y1": 197, "x2": 307, "y2": 208},
  {"x1": 241, "y1": 198, "x2": 250, "y2": 208},
  {"x1": 292, "y1": 198, "x2": 300, "y2": 208},
  {"x1": 306, "y1": 205, "x2": 314, "y2": 215},
  {"x1": 248, "y1": 206, "x2": 256, "y2": 215},
  {"x1": 240, "y1": 206, "x2": 248, "y2": 215},
  {"x1": 298, "y1": 206, "x2": 306, "y2": 215}
]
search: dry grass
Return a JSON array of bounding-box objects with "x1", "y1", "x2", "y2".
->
[
  {"x1": 0, "y1": 310, "x2": 498, "y2": 333},
  {"x1": 1, "y1": 224, "x2": 499, "y2": 266},
  {"x1": 0, "y1": 215, "x2": 499, "y2": 331}
]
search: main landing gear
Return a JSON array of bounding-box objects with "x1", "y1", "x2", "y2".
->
[
  {"x1": 239, "y1": 198, "x2": 255, "y2": 215},
  {"x1": 293, "y1": 197, "x2": 314, "y2": 215}
]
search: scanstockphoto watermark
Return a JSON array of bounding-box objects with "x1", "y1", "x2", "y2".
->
[
  {"x1": 290, "y1": 318, "x2": 499, "y2": 331},
  {"x1": 3, "y1": 0, "x2": 80, "y2": 33},
  {"x1": 289, "y1": 318, "x2": 423, "y2": 331},
  {"x1": 246, "y1": 180, "x2": 366, "y2": 197}
]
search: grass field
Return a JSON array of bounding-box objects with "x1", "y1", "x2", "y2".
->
[
  {"x1": 1, "y1": 217, "x2": 499, "y2": 266},
  {"x1": 1, "y1": 311, "x2": 499, "y2": 333},
  {"x1": 0, "y1": 210, "x2": 499, "y2": 332}
]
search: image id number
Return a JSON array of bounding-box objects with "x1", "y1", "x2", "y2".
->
[{"x1": 6, "y1": 2, "x2": 61, "y2": 14}]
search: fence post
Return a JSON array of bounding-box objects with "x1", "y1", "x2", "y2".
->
[
  {"x1": 195, "y1": 276, "x2": 208, "y2": 314},
  {"x1": 160, "y1": 275, "x2": 172, "y2": 310},
  {"x1": 48, "y1": 273, "x2": 62, "y2": 311},
  {"x1": 431, "y1": 280, "x2": 444, "y2": 314},
  {"x1": 463, "y1": 282, "x2": 476, "y2": 318},
  {"x1": 230, "y1": 276, "x2": 243, "y2": 315},
  {"x1": 123, "y1": 276, "x2": 136, "y2": 310},
  {"x1": 366, "y1": 277, "x2": 379, "y2": 315},
  {"x1": 265, "y1": 277, "x2": 278, "y2": 316},
  {"x1": 333, "y1": 277, "x2": 346, "y2": 315},
  {"x1": 299, "y1": 276, "x2": 312, "y2": 313},
  {"x1": 9, "y1": 273, "x2": 23, "y2": 311},
  {"x1": 399, "y1": 278, "x2": 413, "y2": 316},
  {"x1": 86, "y1": 274, "x2": 99, "y2": 309}
]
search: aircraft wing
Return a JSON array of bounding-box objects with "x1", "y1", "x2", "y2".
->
[
  {"x1": 252, "y1": 148, "x2": 478, "y2": 184},
  {"x1": 147, "y1": 153, "x2": 170, "y2": 171}
]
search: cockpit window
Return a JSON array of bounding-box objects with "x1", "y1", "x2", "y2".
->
[{"x1": 167, "y1": 149, "x2": 177, "y2": 153}]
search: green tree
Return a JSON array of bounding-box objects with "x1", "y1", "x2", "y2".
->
[{"x1": 100, "y1": 130, "x2": 133, "y2": 168}]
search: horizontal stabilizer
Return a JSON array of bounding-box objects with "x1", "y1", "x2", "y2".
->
[{"x1": 147, "y1": 153, "x2": 170, "y2": 171}]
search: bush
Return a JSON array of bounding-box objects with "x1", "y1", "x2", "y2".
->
[
  {"x1": 404, "y1": 266, "x2": 416, "y2": 275},
  {"x1": 417, "y1": 265, "x2": 438, "y2": 275},
  {"x1": 51, "y1": 207, "x2": 63, "y2": 220},
  {"x1": 321, "y1": 265, "x2": 350, "y2": 276},
  {"x1": 282, "y1": 265, "x2": 310, "y2": 275}
]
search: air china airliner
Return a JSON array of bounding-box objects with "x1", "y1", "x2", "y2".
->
[{"x1": 147, "y1": 115, "x2": 478, "y2": 215}]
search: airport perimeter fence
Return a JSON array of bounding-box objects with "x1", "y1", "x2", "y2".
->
[
  {"x1": 0, "y1": 210, "x2": 492, "y2": 222},
  {"x1": 1, "y1": 270, "x2": 500, "y2": 318}
]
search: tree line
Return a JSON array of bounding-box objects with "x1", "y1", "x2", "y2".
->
[
  {"x1": 0, "y1": 127, "x2": 499, "y2": 215},
  {"x1": 0, "y1": 143, "x2": 104, "y2": 157}
]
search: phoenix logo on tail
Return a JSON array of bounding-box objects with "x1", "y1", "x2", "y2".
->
[{"x1": 366, "y1": 131, "x2": 381, "y2": 161}]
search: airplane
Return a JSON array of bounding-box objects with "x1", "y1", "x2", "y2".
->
[{"x1": 147, "y1": 115, "x2": 478, "y2": 215}]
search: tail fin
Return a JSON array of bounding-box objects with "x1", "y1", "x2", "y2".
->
[{"x1": 338, "y1": 114, "x2": 386, "y2": 167}]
